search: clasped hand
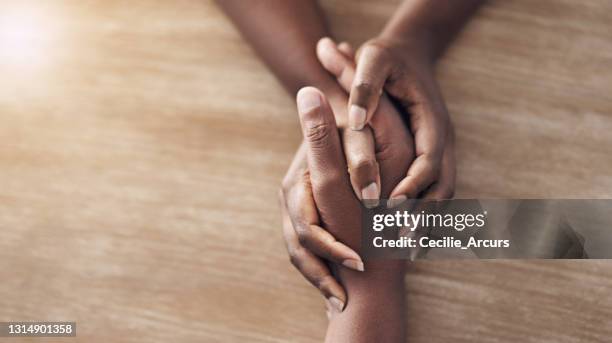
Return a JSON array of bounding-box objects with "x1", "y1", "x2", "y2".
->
[{"x1": 279, "y1": 37, "x2": 454, "y2": 312}]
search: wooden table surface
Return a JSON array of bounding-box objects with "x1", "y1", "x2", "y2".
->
[{"x1": 1, "y1": 0, "x2": 611, "y2": 342}]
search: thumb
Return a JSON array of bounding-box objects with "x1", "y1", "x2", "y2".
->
[
  {"x1": 296, "y1": 87, "x2": 345, "y2": 175},
  {"x1": 296, "y1": 87, "x2": 353, "y2": 226}
]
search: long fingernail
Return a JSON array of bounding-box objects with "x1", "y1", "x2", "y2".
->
[
  {"x1": 328, "y1": 297, "x2": 345, "y2": 313},
  {"x1": 342, "y1": 259, "x2": 364, "y2": 272},
  {"x1": 387, "y1": 195, "x2": 407, "y2": 208},
  {"x1": 361, "y1": 182, "x2": 380, "y2": 208},
  {"x1": 362, "y1": 182, "x2": 379, "y2": 199},
  {"x1": 349, "y1": 105, "x2": 366, "y2": 130},
  {"x1": 297, "y1": 88, "x2": 322, "y2": 113}
]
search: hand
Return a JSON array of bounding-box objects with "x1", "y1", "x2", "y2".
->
[
  {"x1": 279, "y1": 143, "x2": 358, "y2": 313},
  {"x1": 348, "y1": 36, "x2": 456, "y2": 202},
  {"x1": 293, "y1": 87, "x2": 407, "y2": 341},
  {"x1": 280, "y1": 40, "x2": 414, "y2": 311}
]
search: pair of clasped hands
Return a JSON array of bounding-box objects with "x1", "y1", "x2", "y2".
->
[{"x1": 279, "y1": 37, "x2": 455, "y2": 316}]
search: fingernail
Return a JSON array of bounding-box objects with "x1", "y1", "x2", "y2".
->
[
  {"x1": 320, "y1": 36, "x2": 335, "y2": 47},
  {"x1": 297, "y1": 88, "x2": 321, "y2": 113},
  {"x1": 326, "y1": 309, "x2": 331, "y2": 320},
  {"x1": 361, "y1": 182, "x2": 379, "y2": 200},
  {"x1": 349, "y1": 105, "x2": 366, "y2": 130},
  {"x1": 387, "y1": 195, "x2": 407, "y2": 208},
  {"x1": 342, "y1": 259, "x2": 364, "y2": 272},
  {"x1": 361, "y1": 182, "x2": 380, "y2": 209},
  {"x1": 328, "y1": 296, "x2": 345, "y2": 313}
]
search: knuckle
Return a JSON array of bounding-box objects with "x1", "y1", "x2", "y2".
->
[
  {"x1": 300, "y1": 169, "x2": 312, "y2": 190},
  {"x1": 354, "y1": 82, "x2": 376, "y2": 99},
  {"x1": 374, "y1": 141, "x2": 394, "y2": 161},
  {"x1": 314, "y1": 274, "x2": 334, "y2": 291},
  {"x1": 280, "y1": 183, "x2": 295, "y2": 206},
  {"x1": 289, "y1": 255, "x2": 300, "y2": 269},
  {"x1": 362, "y1": 40, "x2": 390, "y2": 58},
  {"x1": 361, "y1": 41, "x2": 394, "y2": 68},
  {"x1": 280, "y1": 176, "x2": 294, "y2": 195},
  {"x1": 280, "y1": 179, "x2": 290, "y2": 193},
  {"x1": 317, "y1": 171, "x2": 345, "y2": 192},
  {"x1": 348, "y1": 156, "x2": 378, "y2": 181},
  {"x1": 322, "y1": 241, "x2": 337, "y2": 260},
  {"x1": 350, "y1": 155, "x2": 377, "y2": 171},
  {"x1": 288, "y1": 248, "x2": 303, "y2": 269},
  {"x1": 304, "y1": 122, "x2": 331, "y2": 147},
  {"x1": 295, "y1": 227, "x2": 311, "y2": 246},
  {"x1": 376, "y1": 141, "x2": 413, "y2": 166}
]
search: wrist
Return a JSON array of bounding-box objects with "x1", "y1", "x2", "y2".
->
[
  {"x1": 339, "y1": 260, "x2": 405, "y2": 291},
  {"x1": 378, "y1": 28, "x2": 436, "y2": 64},
  {"x1": 328, "y1": 263, "x2": 406, "y2": 342}
]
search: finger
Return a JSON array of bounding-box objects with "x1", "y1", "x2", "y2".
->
[
  {"x1": 296, "y1": 87, "x2": 356, "y2": 240},
  {"x1": 298, "y1": 224, "x2": 365, "y2": 272},
  {"x1": 315, "y1": 43, "x2": 383, "y2": 205},
  {"x1": 389, "y1": 153, "x2": 440, "y2": 202},
  {"x1": 317, "y1": 39, "x2": 413, "y2": 196},
  {"x1": 317, "y1": 37, "x2": 355, "y2": 90},
  {"x1": 422, "y1": 169, "x2": 454, "y2": 200},
  {"x1": 348, "y1": 41, "x2": 392, "y2": 130},
  {"x1": 423, "y1": 129, "x2": 456, "y2": 200},
  {"x1": 280, "y1": 190, "x2": 346, "y2": 311},
  {"x1": 337, "y1": 41, "x2": 354, "y2": 58},
  {"x1": 283, "y1": 161, "x2": 364, "y2": 271},
  {"x1": 317, "y1": 39, "x2": 408, "y2": 147},
  {"x1": 296, "y1": 87, "x2": 351, "y2": 201},
  {"x1": 389, "y1": 85, "x2": 446, "y2": 201},
  {"x1": 341, "y1": 127, "x2": 380, "y2": 207},
  {"x1": 296, "y1": 87, "x2": 343, "y2": 167}
]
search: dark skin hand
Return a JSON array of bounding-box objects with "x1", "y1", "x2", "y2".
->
[
  {"x1": 349, "y1": 0, "x2": 483, "y2": 203},
  {"x1": 217, "y1": 0, "x2": 391, "y2": 303},
  {"x1": 218, "y1": 0, "x2": 482, "y2": 318},
  {"x1": 294, "y1": 85, "x2": 410, "y2": 342},
  {"x1": 281, "y1": 40, "x2": 413, "y2": 309},
  {"x1": 283, "y1": 0, "x2": 481, "y2": 302},
  {"x1": 217, "y1": 0, "x2": 384, "y2": 203}
]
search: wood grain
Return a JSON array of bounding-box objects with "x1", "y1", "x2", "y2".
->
[{"x1": 0, "y1": 0, "x2": 611, "y2": 342}]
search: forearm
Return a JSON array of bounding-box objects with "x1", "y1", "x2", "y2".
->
[
  {"x1": 381, "y1": 0, "x2": 484, "y2": 60},
  {"x1": 216, "y1": 0, "x2": 341, "y2": 97},
  {"x1": 319, "y1": 190, "x2": 405, "y2": 341},
  {"x1": 220, "y1": 2, "x2": 407, "y2": 339}
]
